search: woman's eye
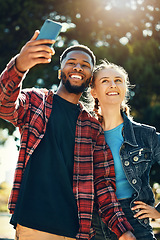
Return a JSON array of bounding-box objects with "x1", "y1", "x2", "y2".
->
[
  {"x1": 102, "y1": 79, "x2": 108, "y2": 83},
  {"x1": 115, "y1": 79, "x2": 122, "y2": 83}
]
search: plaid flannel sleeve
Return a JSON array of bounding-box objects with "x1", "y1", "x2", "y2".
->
[
  {"x1": 0, "y1": 56, "x2": 28, "y2": 126},
  {"x1": 93, "y1": 131, "x2": 133, "y2": 238}
]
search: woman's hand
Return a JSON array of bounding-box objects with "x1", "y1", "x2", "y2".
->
[{"x1": 132, "y1": 201, "x2": 160, "y2": 219}]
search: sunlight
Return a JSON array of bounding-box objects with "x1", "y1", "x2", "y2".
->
[
  {"x1": 143, "y1": 29, "x2": 153, "y2": 37},
  {"x1": 147, "y1": 5, "x2": 154, "y2": 11},
  {"x1": 105, "y1": 3, "x2": 112, "y2": 11},
  {"x1": 61, "y1": 22, "x2": 76, "y2": 33},
  {"x1": 104, "y1": 0, "x2": 145, "y2": 11},
  {"x1": 119, "y1": 37, "x2": 129, "y2": 45},
  {"x1": 137, "y1": 0, "x2": 144, "y2": 4}
]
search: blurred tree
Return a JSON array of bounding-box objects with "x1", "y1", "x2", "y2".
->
[
  {"x1": 125, "y1": 38, "x2": 160, "y2": 127},
  {"x1": 0, "y1": 0, "x2": 160, "y2": 136},
  {"x1": 0, "y1": 0, "x2": 160, "y2": 184}
]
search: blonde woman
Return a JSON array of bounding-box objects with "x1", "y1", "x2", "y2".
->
[{"x1": 90, "y1": 60, "x2": 160, "y2": 240}]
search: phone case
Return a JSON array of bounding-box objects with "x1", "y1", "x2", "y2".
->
[{"x1": 37, "y1": 19, "x2": 62, "y2": 46}]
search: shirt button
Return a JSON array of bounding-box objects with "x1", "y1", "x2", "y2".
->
[
  {"x1": 133, "y1": 156, "x2": 139, "y2": 162},
  {"x1": 144, "y1": 219, "x2": 149, "y2": 224},
  {"x1": 144, "y1": 153, "x2": 148, "y2": 159},
  {"x1": 124, "y1": 161, "x2": 130, "y2": 166},
  {"x1": 132, "y1": 179, "x2": 137, "y2": 184}
]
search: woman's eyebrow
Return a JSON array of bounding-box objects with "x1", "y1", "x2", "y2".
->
[
  {"x1": 99, "y1": 77, "x2": 109, "y2": 80},
  {"x1": 115, "y1": 76, "x2": 123, "y2": 78}
]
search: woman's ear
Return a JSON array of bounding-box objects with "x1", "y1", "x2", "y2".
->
[
  {"x1": 58, "y1": 69, "x2": 61, "y2": 79},
  {"x1": 91, "y1": 88, "x2": 97, "y2": 99}
]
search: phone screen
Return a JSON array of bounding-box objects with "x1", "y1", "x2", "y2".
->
[{"x1": 37, "y1": 19, "x2": 62, "y2": 46}]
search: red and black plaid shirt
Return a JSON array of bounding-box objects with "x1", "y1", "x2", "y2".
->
[{"x1": 0, "y1": 57, "x2": 133, "y2": 239}]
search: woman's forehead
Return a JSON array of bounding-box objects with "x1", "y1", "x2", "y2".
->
[{"x1": 96, "y1": 67, "x2": 124, "y2": 78}]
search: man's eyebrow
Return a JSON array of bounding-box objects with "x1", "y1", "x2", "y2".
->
[
  {"x1": 67, "y1": 57, "x2": 76, "y2": 61},
  {"x1": 83, "y1": 60, "x2": 91, "y2": 65},
  {"x1": 67, "y1": 58, "x2": 91, "y2": 65}
]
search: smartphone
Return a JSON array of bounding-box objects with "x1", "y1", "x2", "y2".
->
[{"x1": 37, "y1": 19, "x2": 62, "y2": 47}]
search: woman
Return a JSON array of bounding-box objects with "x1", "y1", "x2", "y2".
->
[{"x1": 90, "y1": 60, "x2": 160, "y2": 240}]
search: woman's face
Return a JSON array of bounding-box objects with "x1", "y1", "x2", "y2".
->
[{"x1": 91, "y1": 67, "x2": 126, "y2": 107}]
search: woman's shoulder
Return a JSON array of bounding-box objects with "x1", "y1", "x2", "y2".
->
[{"x1": 130, "y1": 118, "x2": 158, "y2": 136}]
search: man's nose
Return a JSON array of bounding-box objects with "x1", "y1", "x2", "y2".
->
[{"x1": 73, "y1": 63, "x2": 83, "y2": 71}]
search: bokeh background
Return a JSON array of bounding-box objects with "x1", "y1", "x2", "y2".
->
[{"x1": 0, "y1": 0, "x2": 160, "y2": 238}]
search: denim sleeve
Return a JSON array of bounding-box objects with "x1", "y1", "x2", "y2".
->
[{"x1": 152, "y1": 130, "x2": 160, "y2": 165}]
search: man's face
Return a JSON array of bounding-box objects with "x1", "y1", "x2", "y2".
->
[{"x1": 60, "y1": 50, "x2": 93, "y2": 94}]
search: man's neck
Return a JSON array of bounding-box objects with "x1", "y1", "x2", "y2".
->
[{"x1": 56, "y1": 83, "x2": 81, "y2": 104}]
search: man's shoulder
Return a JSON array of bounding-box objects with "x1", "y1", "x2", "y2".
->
[
  {"x1": 21, "y1": 88, "x2": 53, "y2": 107},
  {"x1": 22, "y1": 87, "x2": 52, "y2": 96},
  {"x1": 80, "y1": 110, "x2": 103, "y2": 130}
]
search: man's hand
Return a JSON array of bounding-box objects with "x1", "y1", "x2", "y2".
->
[
  {"x1": 132, "y1": 201, "x2": 160, "y2": 219},
  {"x1": 119, "y1": 231, "x2": 136, "y2": 240},
  {"x1": 16, "y1": 30, "x2": 55, "y2": 72}
]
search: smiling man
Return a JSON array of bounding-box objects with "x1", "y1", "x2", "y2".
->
[{"x1": 0, "y1": 31, "x2": 135, "y2": 240}]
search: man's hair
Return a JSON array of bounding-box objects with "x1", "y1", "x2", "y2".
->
[{"x1": 60, "y1": 44, "x2": 96, "y2": 67}]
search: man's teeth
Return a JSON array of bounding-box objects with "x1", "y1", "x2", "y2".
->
[
  {"x1": 71, "y1": 75, "x2": 82, "y2": 80},
  {"x1": 107, "y1": 92, "x2": 118, "y2": 95}
]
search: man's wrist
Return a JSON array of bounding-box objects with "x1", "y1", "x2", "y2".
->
[{"x1": 15, "y1": 55, "x2": 26, "y2": 73}]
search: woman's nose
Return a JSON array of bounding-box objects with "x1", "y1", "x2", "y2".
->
[{"x1": 110, "y1": 80, "x2": 116, "y2": 87}]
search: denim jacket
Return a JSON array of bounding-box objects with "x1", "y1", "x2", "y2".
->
[{"x1": 121, "y1": 112, "x2": 160, "y2": 227}]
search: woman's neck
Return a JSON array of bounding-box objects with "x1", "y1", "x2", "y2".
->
[{"x1": 101, "y1": 105, "x2": 123, "y2": 131}]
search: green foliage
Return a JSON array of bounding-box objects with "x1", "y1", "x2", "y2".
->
[
  {"x1": 0, "y1": 0, "x2": 160, "y2": 130},
  {"x1": 0, "y1": 0, "x2": 160, "y2": 182},
  {"x1": 124, "y1": 38, "x2": 160, "y2": 128}
]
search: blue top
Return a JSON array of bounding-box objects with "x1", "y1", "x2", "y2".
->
[{"x1": 104, "y1": 123, "x2": 134, "y2": 199}]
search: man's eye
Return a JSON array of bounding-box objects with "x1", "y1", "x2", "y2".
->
[{"x1": 82, "y1": 64, "x2": 90, "y2": 68}]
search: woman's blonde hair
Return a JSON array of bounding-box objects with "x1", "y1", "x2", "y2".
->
[{"x1": 90, "y1": 59, "x2": 133, "y2": 123}]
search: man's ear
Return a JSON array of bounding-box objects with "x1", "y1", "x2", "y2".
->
[
  {"x1": 90, "y1": 88, "x2": 97, "y2": 99},
  {"x1": 58, "y1": 69, "x2": 61, "y2": 79}
]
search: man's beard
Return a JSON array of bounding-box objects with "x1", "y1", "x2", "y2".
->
[{"x1": 61, "y1": 71, "x2": 91, "y2": 94}]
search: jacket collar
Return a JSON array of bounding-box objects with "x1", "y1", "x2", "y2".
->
[{"x1": 122, "y1": 112, "x2": 138, "y2": 147}]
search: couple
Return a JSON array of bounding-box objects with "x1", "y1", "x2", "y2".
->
[{"x1": 0, "y1": 30, "x2": 160, "y2": 240}]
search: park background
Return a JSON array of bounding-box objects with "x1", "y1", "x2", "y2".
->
[{"x1": 0, "y1": 0, "x2": 160, "y2": 238}]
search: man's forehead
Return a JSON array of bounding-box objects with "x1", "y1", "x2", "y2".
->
[{"x1": 65, "y1": 50, "x2": 92, "y2": 63}]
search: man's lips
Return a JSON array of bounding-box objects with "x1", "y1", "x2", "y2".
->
[
  {"x1": 106, "y1": 92, "x2": 119, "y2": 96},
  {"x1": 69, "y1": 74, "x2": 83, "y2": 80}
]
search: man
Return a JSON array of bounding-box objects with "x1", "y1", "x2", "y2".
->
[{"x1": 0, "y1": 30, "x2": 136, "y2": 240}]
